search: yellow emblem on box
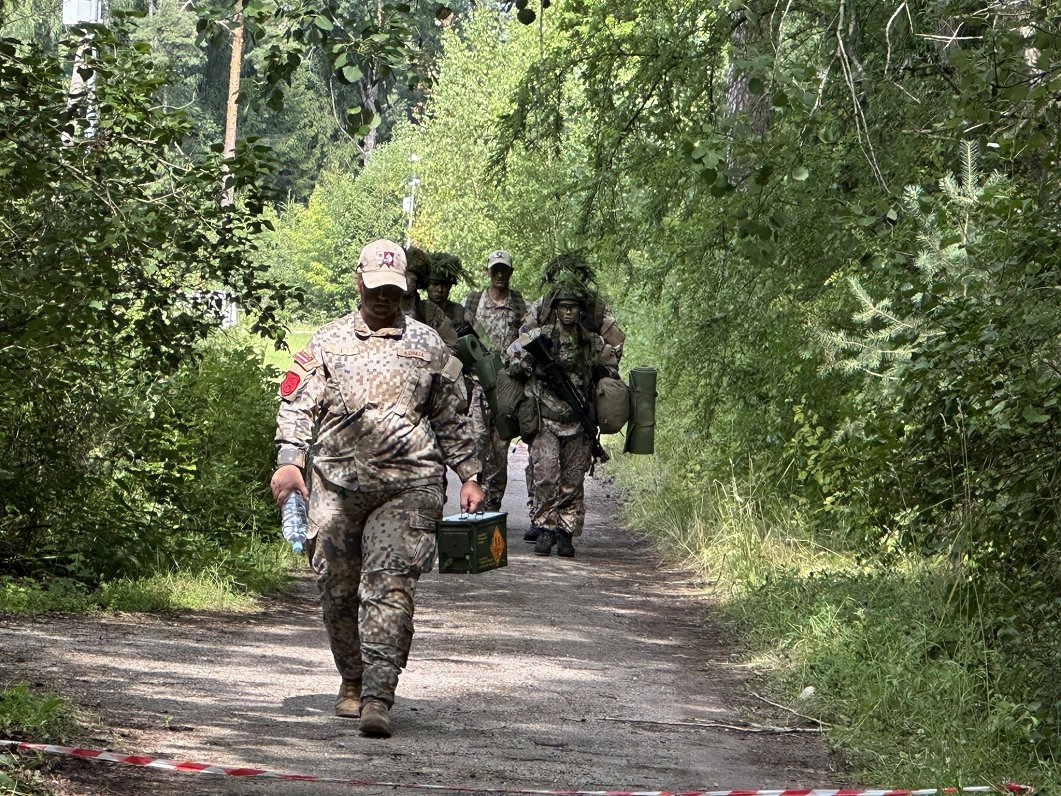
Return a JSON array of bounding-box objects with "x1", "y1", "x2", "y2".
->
[
  {"x1": 490, "y1": 526, "x2": 505, "y2": 563},
  {"x1": 437, "y1": 511, "x2": 508, "y2": 574}
]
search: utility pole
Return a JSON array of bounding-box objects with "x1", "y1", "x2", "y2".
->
[
  {"x1": 221, "y1": 3, "x2": 244, "y2": 206},
  {"x1": 402, "y1": 153, "x2": 420, "y2": 247},
  {"x1": 62, "y1": 0, "x2": 104, "y2": 144}
]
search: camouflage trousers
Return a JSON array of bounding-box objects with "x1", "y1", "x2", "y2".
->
[
  {"x1": 471, "y1": 384, "x2": 509, "y2": 511},
  {"x1": 528, "y1": 426, "x2": 591, "y2": 537},
  {"x1": 308, "y1": 474, "x2": 443, "y2": 707}
]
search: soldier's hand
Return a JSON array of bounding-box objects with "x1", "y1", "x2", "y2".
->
[
  {"x1": 460, "y1": 480, "x2": 485, "y2": 514},
  {"x1": 271, "y1": 465, "x2": 309, "y2": 508}
]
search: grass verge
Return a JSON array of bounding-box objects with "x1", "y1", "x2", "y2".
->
[
  {"x1": 0, "y1": 683, "x2": 74, "y2": 794},
  {"x1": 0, "y1": 539, "x2": 300, "y2": 790},
  {"x1": 0, "y1": 541, "x2": 298, "y2": 616},
  {"x1": 262, "y1": 329, "x2": 314, "y2": 374},
  {"x1": 606, "y1": 447, "x2": 1060, "y2": 792}
]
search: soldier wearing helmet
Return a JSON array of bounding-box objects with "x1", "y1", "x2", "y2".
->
[
  {"x1": 506, "y1": 258, "x2": 617, "y2": 558},
  {"x1": 402, "y1": 245, "x2": 458, "y2": 347},
  {"x1": 427, "y1": 252, "x2": 476, "y2": 338}
]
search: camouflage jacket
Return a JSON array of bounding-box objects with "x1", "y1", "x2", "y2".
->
[
  {"x1": 464, "y1": 288, "x2": 527, "y2": 355},
  {"x1": 274, "y1": 310, "x2": 480, "y2": 491},
  {"x1": 404, "y1": 296, "x2": 458, "y2": 347},
  {"x1": 508, "y1": 323, "x2": 606, "y2": 433}
]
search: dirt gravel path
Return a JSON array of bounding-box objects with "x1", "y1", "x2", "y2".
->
[{"x1": 1, "y1": 446, "x2": 841, "y2": 794}]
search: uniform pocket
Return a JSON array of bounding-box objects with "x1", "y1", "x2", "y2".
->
[
  {"x1": 325, "y1": 348, "x2": 371, "y2": 415},
  {"x1": 407, "y1": 509, "x2": 439, "y2": 573},
  {"x1": 390, "y1": 369, "x2": 423, "y2": 419}
]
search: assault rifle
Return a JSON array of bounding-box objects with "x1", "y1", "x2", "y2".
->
[{"x1": 522, "y1": 334, "x2": 609, "y2": 463}]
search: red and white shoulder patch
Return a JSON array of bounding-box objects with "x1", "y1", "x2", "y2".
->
[{"x1": 280, "y1": 372, "x2": 301, "y2": 397}]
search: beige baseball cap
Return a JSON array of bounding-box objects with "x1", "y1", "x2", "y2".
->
[
  {"x1": 357, "y1": 239, "x2": 407, "y2": 290},
  {"x1": 486, "y1": 249, "x2": 513, "y2": 269}
]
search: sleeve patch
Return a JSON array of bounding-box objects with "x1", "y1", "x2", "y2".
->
[
  {"x1": 440, "y1": 355, "x2": 463, "y2": 383},
  {"x1": 291, "y1": 349, "x2": 319, "y2": 371},
  {"x1": 280, "y1": 371, "x2": 301, "y2": 397}
]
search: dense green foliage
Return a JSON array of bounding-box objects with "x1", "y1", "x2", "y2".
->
[
  {"x1": 263, "y1": 0, "x2": 1059, "y2": 785},
  {"x1": 0, "y1": 0, "x2": 1058, "y2": 787},
  {"x1": 0, "y1": 17, "x2": 295, "y2": 583},
  {"x1": 256, "y1": 143, "x2": 411, "y2": 321}
]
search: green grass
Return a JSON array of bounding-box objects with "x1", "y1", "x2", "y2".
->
[
  {"x1": 0, "y1": 539, "x2": 299, "y2": 615},
  {"x1": 96, "y1": 571, "x2": 262, "y2": 613},
  {"x1": 0, "y1": 684, "x2": 71, "y2": 742},
  {"x1": 0, "y1": 683, "x2": 74, "y2": 793},
  {"x1": 606, "y1": 445, "x2": 1061, "y2": 793},
  {"x1": 262, "y1": 329, "x2": 314, "y2": 374},
  {"x1": 0, "y1": 578, "x2": 97, "y2": 615}
]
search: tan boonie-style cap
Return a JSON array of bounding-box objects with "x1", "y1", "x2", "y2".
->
[
  {"x1": 486, "y1": 249, "x2": 513, "y2": 269},
  {"x1": 358, "y1": 239, "x2": 408, "y2": 290}
]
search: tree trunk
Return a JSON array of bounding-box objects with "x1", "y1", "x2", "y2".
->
[
  {"x1": 723, "y1": 4, "x2": 771, "y2": 138},
  {"x1": 221, "y1": 9, "x2": 244, "y2": 206}
]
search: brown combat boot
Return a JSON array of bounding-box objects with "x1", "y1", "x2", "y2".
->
[
  {"x1": 556, "y1": 531, "x2": 575, "y2": 558},
  {"x1": 359, "y1": 697, "x2": 392, "y2": 738},
  {"x1": 335, "y1": 679, "x2": 361, "y2": 718}
]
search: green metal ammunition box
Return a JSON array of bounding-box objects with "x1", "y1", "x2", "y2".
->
[{"x1": 437, "y1": 511, "x2": 508, "y2": 574}]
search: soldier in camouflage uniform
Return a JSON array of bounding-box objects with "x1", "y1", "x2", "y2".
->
[
  {"x1": 462, "y1": 250, "x2": 527, "y2": 512},
  {"x1": 520, "y1": 254, "x2": 625, "y2": 542},
  {"x1": 427, "y1": 252, "x2": 476, "y2": 338},
  {"x1": 402, "y1": 245, "x2": 458, "y2": 347},
  {"x1": 507, "y1": 282, "x2": 616, "y2": 558},
  {"x1": 271, "y1": 239, "x2": 484, "y2": 739}
]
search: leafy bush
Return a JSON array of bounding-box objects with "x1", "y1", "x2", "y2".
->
[
  {"x1": 0, "y1": 684, "x2": 73, "y2": 794},
  {"x1": 0, "y1": 332, "x2": 280, "y2": 583},
  {"x1": 822, "y1": 144, "x2": 1060, "y2": 585},
  {"x1": 0, "y1": 577, "x2": 96, "y2": 615},
  {"x1": 0, "y1": 684, "x2": 71, "y2": 743},
  {"x1": 0, "y1": 18, "x2": 294, "y2": 587}
]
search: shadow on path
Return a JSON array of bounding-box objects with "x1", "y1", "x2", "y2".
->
[{"x1": 0, "y1": 444, "x2": 840, "y2": 795}]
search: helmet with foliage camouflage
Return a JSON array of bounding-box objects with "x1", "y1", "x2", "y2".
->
[
  {"x1": 539, "y1": 251, "x2": 595, "y2": 290},
  {"x1": 551, "y1": 287, "x2": 589, "y2": 306},
  {"x1": 404, "y1": 245, "x2": 433, "y2": 287},
  {"x1": 540, "y1": 251, "x2": 606, "y2": 325},
  {"x1": 541, "y1": 252, "x2": 595, "y2": 301},
  {"x1": 429, "y1": 252, "x2": 466, "y2": 287}
]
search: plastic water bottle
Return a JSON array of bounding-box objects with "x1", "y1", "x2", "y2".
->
[{"x1": 280, "y1": 493, "x2": 308, "y2": 554}]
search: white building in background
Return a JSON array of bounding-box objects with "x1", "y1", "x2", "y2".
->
[
  {"x1": 62, "y1": 0, "x2": 102, "y2": 24},
  {"x1": 189, "y1": 290, "x2": 239, "y2": 329}
]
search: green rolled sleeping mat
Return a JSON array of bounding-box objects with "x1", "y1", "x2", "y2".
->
[
  {"x1": 624, "y1": 367, "x2": 657, "y2": 455},
  {"x1": 455, "y1": 335, "x2": 489, "y2": 380}
]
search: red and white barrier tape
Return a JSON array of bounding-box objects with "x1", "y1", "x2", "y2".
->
[{"x1": 0, "y1": 739, "x2": 1035, "y2": 796}]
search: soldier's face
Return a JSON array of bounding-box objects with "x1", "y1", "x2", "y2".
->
[
  {"x1": 428, "y1": 280, "x2": 450, "y2": 304},
  {"x1": 359, "y1": 281, "x2": 403, "y2": 328},
  {"x1": 555, "y1": 301, "x2": 581, "y2": 328},
  {"x1": 488, "y1": 265, "x2": 512, "y2": 291},
  {"x1": 404, "y1": 271, "x2": 420, "y2": 297}
]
